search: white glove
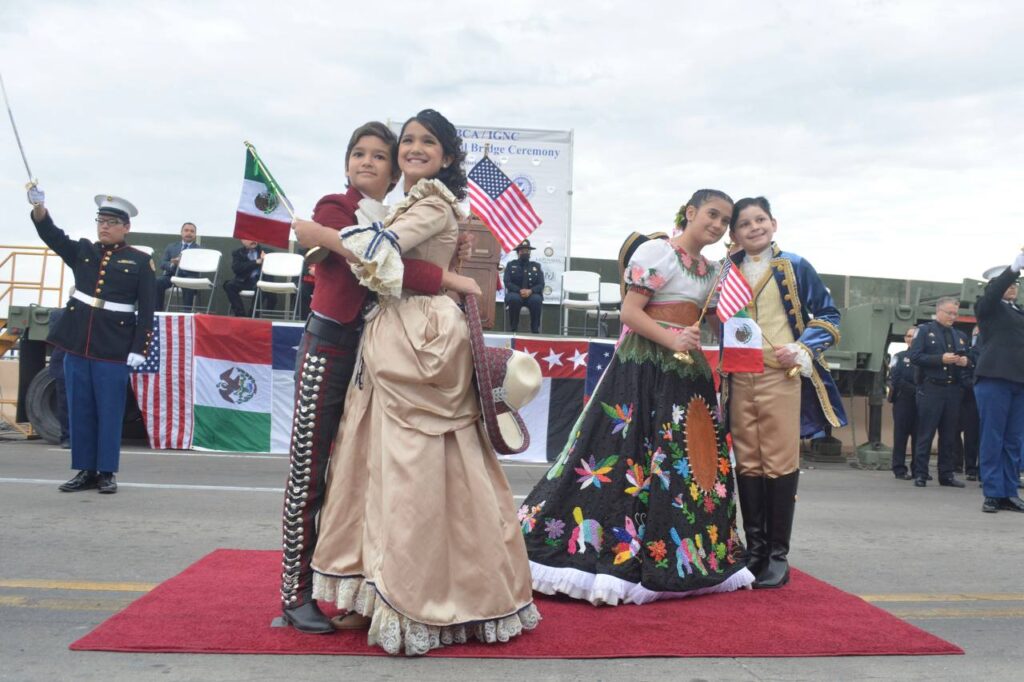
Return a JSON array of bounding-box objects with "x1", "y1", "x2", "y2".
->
[
  {"x1": 126, "y1": 352, "x2": 146, "y2": 369},
  {"x1": 1011, "y1": 253, "x2": 1024, "y2": 273},
  {"x1": 27, "y1": 184, "x2": 45, "y2": 206}
]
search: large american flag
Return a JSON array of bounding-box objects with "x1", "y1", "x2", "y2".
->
[
  {"x1": 467, "y1": 156, "x2": 542, "y2": 253},
  {"x1": 130, "y1": 314, "x2": 194, "y2": 449},
  {"x1": 715, "y1": 259, "x2": 754, "y2": 322}
]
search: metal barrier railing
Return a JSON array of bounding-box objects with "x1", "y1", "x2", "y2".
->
[{"x1": 0, "y1": 244, "x2": 66, "y2": 318}]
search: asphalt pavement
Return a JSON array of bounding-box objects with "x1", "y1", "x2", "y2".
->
[{"x1": 2, "y1": 437, "x2": 1022, "y2": 681}]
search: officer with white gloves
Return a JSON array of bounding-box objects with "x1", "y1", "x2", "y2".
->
[{"x1": 29, "y1": 186, "x2": 155, "y2": 494}]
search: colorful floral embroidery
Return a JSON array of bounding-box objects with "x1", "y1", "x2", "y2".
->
[
  {"x1": 601, "y1": 402, "x2": 633, "y2": 438},
  {"x1": 646, "y1": 539, "x2": 669, "y2": 569},
  {"x1": 517, "y1": 502, "x2": 544, "y2": 533},
  {"x1": 714, "y1": 481, "x2": 727, "y2": 499},
  {"x1": 627, "y1": 265, "x2": 668, "y2": 292},
  {"x1": 545, "y1": 517, "x2": 565, "y2": 539},
  {"x1": 718, "y1": 458, "x2": 731, "y2": 476},
  {"x1": 611, "y1": 517, "x2": 645, "y2": 565},
  {"x1": 624, "y1": 458, "x2": 651, "y2": 503},
  {"x1": 574, "y1": 454, "x2": 618, "y2": 489},
  {"x1": 650, "y1": 448, "x2": 670, "y2": 490},
  {"x1": 671, "y1": 403, "x2": 684, "y2": 425},
  {"x1": 673, "y1": 458, "x2": 691, "y2": 479}
]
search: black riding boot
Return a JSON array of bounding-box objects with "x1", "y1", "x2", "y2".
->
[
  {"x1": 754, "y1": 470, "x2": 799, "y2": 589},
  {"x1": 736, "y1": 475, "x2": 769, "y2": 578}
]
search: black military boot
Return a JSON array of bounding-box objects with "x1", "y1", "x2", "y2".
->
[
  {"x1": 58, "y1": 470, "x2": 97, "y2": 492},
  {"x1": 97, "y1": 472, "x2": 118, "y2": 494},
  {"x1": 736, "y1": 475, "x2": 769, "y2": 578},
  {"x1": 754, "y1": 471, "x2": 799, "y2": 589},
  {"x1": 282, "y1": 595, "x2": 333, "y2": 634}
]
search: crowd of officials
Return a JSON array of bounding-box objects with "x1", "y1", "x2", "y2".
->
[{"x1": 888, "y1": 267, "x2": 1024, "y2": 514}]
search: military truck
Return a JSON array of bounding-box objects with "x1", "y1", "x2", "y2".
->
[{"x1": 4, "y1": 304, "x2": 144, "y2": 444}]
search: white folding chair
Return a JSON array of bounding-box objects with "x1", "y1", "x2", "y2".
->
[
  {"x1": 585, "y1": 282, "x2": 623, "y2": 337},
  {"x1": 133, "y1": 245, "x2": 154, "y2": 257},
  {"x1": 560, "y1": 270, "x2": 601, "y2": 336},
  {"x1": 251, "y1": 252, "x2": 304, "y2": 320},
  {"x1": 169, "y1": 248, "x2": 221, "y2": 313}
]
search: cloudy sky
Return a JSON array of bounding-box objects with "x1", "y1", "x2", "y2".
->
[{"x1": 1, "y1": 0, "x2": 1021, "y2": 283}]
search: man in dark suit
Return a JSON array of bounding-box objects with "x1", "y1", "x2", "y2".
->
[
  {"x1": 974, "y1": 259, "x2": 1024, "y2": 514},
  {"x1": 154, "y1": 222, "x2": 199, "y2": 311},
  {"x1": 29, "y1": 187, "x2": 155, "y2": 495},
  {"x1": 503, "y1": 239, "x2": 544, "y2": 333},
  {"x1": 224, "y1": 239, "x2": 275, "y2": 316},
  {"x1": 888, "y1": 328, "x2": 918, "y2": 480},
  {"x1": 909, "y1": 297, "x2": 970, "y2": 488}
]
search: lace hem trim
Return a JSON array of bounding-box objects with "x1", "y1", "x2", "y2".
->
[
  {"x1": 529, "y1": 560, "x2": 755, "y2": 606},
  {"x1": 312, "y1": 573, "x2": 540, "y2": 656}
]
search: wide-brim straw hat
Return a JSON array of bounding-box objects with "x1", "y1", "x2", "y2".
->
[{"x1": 464, "y1": 293, "x2": 542, "y2": 454}]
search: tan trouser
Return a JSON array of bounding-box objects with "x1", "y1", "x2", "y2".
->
[{"x1": 729, "y1": 367, "x2": 801, "y2": 478}]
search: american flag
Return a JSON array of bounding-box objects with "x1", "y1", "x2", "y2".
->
[
  {"x1": 130, "y1": 314, "x2": 194, "y2": 449},
  {"x1": 715, "y1": 259, "x2": 754, "y2": 323},
  {"x1": 467, "y1": 156, "x2": 542, "y2": 253}
]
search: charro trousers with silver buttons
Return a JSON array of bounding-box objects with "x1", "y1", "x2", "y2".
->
[{"x1": 279, "y1": 325, "x2": 360, "y2": 610}]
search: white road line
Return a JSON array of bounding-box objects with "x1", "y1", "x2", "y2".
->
[
  {"x1": 0, "y1": 478, "x2": 283, "y2": 493},
  {"x1": 0, "y1": 478, "x2": 530, "y2": 499},
  {"x1": 44, "y1": 448, "x2": 288, "y2": 460}
]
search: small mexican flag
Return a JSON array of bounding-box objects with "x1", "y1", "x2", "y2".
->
[
  {"x1": 721, "y1": 309, "x2": 764, "y2": 373},
  {"x1": 192, "y1": 315, "x2": 274, "y2": 452},
  {"x1": 233, "y1": 145, "x2": 292, "y2": 248}
]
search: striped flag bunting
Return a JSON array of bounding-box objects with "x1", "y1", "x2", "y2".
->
[
  {"x1": 130, "y1": 314, "x2": 195, "y2": 449},
  {"x1": 467, "y1": 155, "x2": 542, "y2": 253}
]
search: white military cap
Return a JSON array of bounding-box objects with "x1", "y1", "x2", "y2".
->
[{"x1": 94, "y1": 194, "x2": 139, "y2": 221}]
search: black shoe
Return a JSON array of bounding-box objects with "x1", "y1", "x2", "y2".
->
[
  {"x1": 282, "y1": 601, "x2": 334, "y2": 634},
  {"x1": 753, "y1": 472, "x2": 798, "y2": 589},
  {"x1": 998, "y1": 497, "x2": 1024, "y2": 513},
  {"x1": 60, "y1": 439, "x2": 71, "y2": 450},
  {"x1": 939, "y1": 477, "x2": 965, "y2": 488},
  {"x1": 926, "y1": 474, "x2": 933, "y2": 481},
  {"x1": 97, "y1": 473, "x2": 117, "y2": 494},
  {"x1": 913, "y1": 478, "x2": 927, "y2": 487},
  {"x1": 982, "y1": 497, "x2": 1000, "y2": 513},
  {"x1": 894, "y1": 472, "x2": 913, "y2": 480},
  {"x1": 58, "y1": 470, "x2": 97, "y2": 492},
  {"x1": 966, "y1": 473, "x2": 978, "y2": 481}
]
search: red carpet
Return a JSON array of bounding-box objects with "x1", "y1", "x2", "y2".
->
[{"x1": 70, "y1": 549, "x2": 962, "y2": 658}]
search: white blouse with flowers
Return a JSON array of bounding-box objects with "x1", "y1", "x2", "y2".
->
[{"x1": 624, "y1": 238, "x2": 718, "y2": 305}]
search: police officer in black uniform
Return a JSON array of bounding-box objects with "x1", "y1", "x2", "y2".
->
[
  {"x1": 888, "y1": 328, "x2": 918, "y2": 480},
  {"x1": 909, "y1": 296, "x2": 970, "y2": 488},
  {"x1": 29, "y1": 186, "x2": 155, "y2": 495},
  {"x1": 503, "y1": 239, "x2": 544, "y2": 333}
]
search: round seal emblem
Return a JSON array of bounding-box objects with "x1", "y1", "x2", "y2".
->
[
  {"x1": 512, "y1": 174, "x2": 535, "y2": 198},
  {"x1": 253, "y1": 189, "x2": 279, "y2": 215},
  {"x1": 734, "y1": 322, "x2": 753, "y2": 345},
  {"x1": 217, "y1": 367, "x2": 258, "y2": 405}
]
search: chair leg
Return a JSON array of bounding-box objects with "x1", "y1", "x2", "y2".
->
[{"x1": 251, "y1": 291, "x2": 259, "y2": 318}]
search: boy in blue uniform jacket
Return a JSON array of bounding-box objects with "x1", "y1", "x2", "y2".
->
[{"x1": 29, "y1": 186, "x2": 154, "y2": 494}]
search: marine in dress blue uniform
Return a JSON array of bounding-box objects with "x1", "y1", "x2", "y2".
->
[
  {"x1": 908, "y1": 297, "x2": 970, "y2": 488},
  {"x1": 503, "y1": 239, "x2": 544, "y2": 333},
  {"x1": 29, "y1": 189, "x2": 155, "y2": 494},
  {"x1": 888, "y1": 332, "x2": 918, "y2": 480}
]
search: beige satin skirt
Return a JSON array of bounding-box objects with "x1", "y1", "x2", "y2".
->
[{"x1": 311, "y1": 294, "x2": 538, "y2": 655}]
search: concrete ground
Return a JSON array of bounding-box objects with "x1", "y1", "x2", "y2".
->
[{"x1": 1, "y1": 438, "x2": 1022, "y2": 682}]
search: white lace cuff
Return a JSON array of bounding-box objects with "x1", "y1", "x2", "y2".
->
[
  {"x1": 786, "y1": 342, "x2": 813, "y2": 378},
  {"x1": 340, "y1": 222, "x2": 403, "y2": 298}
]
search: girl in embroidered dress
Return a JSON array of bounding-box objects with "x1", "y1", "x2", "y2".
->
[
  {"x1": 292, "y1": 110, "x2": 538, "y2": 655},
  {"x1": 519, "y1": 189, "x2": 756, "y2": 605}
]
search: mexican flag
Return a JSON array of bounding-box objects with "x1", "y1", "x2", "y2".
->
[
  {"x1": 233, "y1": 146, "x2": 292, "y2": 248},
  {"x1": 192, "y1": 315, "x2": 275, "y2": 452},
  {"x1": 721, "y1": 310, "x2": 764, "y2": 373}
]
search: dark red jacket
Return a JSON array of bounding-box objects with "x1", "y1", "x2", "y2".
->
[{"x1": 310, "y1": 186, "x2": 443, "y2": 323}]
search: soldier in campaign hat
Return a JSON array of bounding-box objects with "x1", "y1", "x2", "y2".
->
[
  {"x1": 28, "y1": 185, "x2": 155, "y2": 495},
  {"x1": 503, "y1": 238, "x2": 544, "y2": 333}
]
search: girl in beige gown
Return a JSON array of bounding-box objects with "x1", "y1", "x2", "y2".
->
[{"x1": 293, "y1": 109, "x2": 539, "y2": 656}]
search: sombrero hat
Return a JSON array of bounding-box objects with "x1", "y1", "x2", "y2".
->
[{"x1": 464, "y1": 293, "x2": 542, "y2": 454}]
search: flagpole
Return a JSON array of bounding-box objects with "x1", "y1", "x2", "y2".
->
[{"x1": 243, "y1": 140, "x2": 295, "y2": 221}]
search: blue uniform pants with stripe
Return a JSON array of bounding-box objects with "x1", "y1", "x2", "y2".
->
[{"x1": 64, "y1": 352, "x2": 129, "y2": 473}]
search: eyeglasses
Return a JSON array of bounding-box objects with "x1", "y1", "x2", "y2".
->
[{"x1": 95, "y1": 217, "x2": 124, "y2": 227}]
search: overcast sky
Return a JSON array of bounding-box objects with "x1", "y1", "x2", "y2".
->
[{"x1": 1, "y1": 0, "x2": 1021, "y2": 283}]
